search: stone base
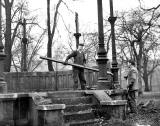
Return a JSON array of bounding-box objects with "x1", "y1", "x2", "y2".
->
[
  {"x1": 113, "y1": 81, "x2": 120, "y2": 89},
  {"x1": 97, "y1": 80, "x2": 112, "y2": 90},
  {"x1": 97, "y1": 103, "x2": 127, "y2": 120},
  {"x1": 85, "y1": 89, "x2": 127, "y2": 120},
  {"x1": 37, "y1": 104, "x2": 65, "y2": 126}
]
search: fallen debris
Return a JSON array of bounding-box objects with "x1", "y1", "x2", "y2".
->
[{"x1": 32, "y1": 92, "x2": 52, "y2": 105}]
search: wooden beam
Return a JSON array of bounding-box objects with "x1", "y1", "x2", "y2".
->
[{"x1": 40, "y1": 56, "x2": 99, "y2": 72}]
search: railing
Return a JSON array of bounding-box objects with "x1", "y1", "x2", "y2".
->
[{"x1": 4, "y1": 70, "x2": 99, "y2": 92}]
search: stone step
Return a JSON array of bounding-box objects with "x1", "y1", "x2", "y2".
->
[
  {"x1": 51, "y1": 96, "x2": 92, "y2": 105},
  {"x1": 47, "y1": 91, "x2": 99, "y2": 126},
  {"x1": 47, "y1": 91, "x2": 86, "y2": 98},
  {"x1": 65, "y1": 104, "x2": 96, "y2": 113},
  {"x1": 64, "y1": 109, "x2": 96, "y2": 123},
  {"x1": 69, "y1": 118, "x2": 100, "y2": 126}
]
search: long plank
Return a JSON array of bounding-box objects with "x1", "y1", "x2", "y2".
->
[{"x1": 40, "y1": 56, "x2": 99, "y2": 72}]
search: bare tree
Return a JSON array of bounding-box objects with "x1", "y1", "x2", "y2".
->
[
  {"x1": 2, "y1": 0, "x2": 46, "y2": 72},
  {"x1": 2, "y1": 0, "x2": 29, "y2": 72},
  {"x1": 3, "y1": 0, "x2": 15, "y2": 72},
  {"x1": 116, "y1": 7, "x2": 160, "y2": 92},
  {"x1": 12, "y1": 27, "x2": 46, "y2": 72},
  {"x1": 47, "y1": 0, "x2": 63, "y2": 71}
]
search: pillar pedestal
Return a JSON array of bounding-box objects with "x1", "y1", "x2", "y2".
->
[{"x1": 37, "y1": 104, "x2": 66, "y2": 126}]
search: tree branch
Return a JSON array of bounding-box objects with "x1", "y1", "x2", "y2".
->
[{"x1": 51, "y1": 0, "x2": 62, "y2": 39}]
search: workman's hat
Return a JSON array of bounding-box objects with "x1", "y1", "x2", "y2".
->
[
  {"x1": 79, "y1": 43, "x2": 84, "y2": 46},
  {"x1": 128, "y1": 59, "x2": 135, "y2": 66}
]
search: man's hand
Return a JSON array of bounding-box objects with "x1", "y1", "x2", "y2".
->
[
  {"x1": 127, "y1": 82, "x2": 134, "y2": 90},
  {"x1": 124, "y1": 75, "x2": 128, "y2": 80},
  {"x1": 63, "y1": 60, "x2": 68, "y2": 65}
]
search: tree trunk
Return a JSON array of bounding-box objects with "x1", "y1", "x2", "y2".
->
[
  {"x1": 137, "y1": 56, "x2": 143, "y2": 95},
  {"x1": 46, "y1": 0, "x2": 62, "y2": 71},
  {"x1": 149, "y1": 73, "x2": 153, "y2": 91},
  {"x1": 143, "y1": 70, "x2": 149, "y2": 91},
  {"x1": 4, "y1": 1, "x2": 12, "y2": 72},
  {"x1": 143, "y1": 57, "x2": 150, "y2": 91},
  {"x1": 47, "y1": 39, "x2": 54, "y2": 71},
  {"x1": 47, "y1": 0, "x2": 54, "y2": 71}
]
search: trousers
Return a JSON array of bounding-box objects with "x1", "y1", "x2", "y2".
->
[
  {"x1": 127, "y1": 90, "x2": 138, "y2": 113},
  {"x1": 73, "y1": 68, "x2": 86, "y2": 90}
]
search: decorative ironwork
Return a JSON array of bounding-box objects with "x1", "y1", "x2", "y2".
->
[
  {"x1": 108, "y1": 0, "x2": 120, "y2": 88},
  {"x1": 96, "y1": 0, "x2": 111, "y2": 89}
]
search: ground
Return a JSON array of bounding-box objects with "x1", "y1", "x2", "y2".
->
[
  {"x1": 124, "y1": 107, "x2": 160, "y2": 126},
  {"x1": 100, "y1": 106, "x2": 160, "y2": 126},
  {"x1": 101, "y1": 92, "x2": 160, "y2": 126}
]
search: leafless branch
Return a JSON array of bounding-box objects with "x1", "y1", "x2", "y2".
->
[
  {"x1": 51, "y1": 0, "x2": 63, "y2": 39},
  {"x1": 139, "y1": 0, "x2": 160, "y2": 11},
  {"x1": 62, "y1": 1, "x2": 74, "y2": 14}
]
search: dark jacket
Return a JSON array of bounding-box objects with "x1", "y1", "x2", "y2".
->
[{"x1": 66, "y1": 50, "x2": 86, "y2": 66}]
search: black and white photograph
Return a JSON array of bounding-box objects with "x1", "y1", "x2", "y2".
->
[{"x1": 0, "y1": 0, "x2": 160, "y2": 126}]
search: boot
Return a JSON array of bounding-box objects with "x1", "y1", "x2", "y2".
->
[
  {"x1": 73, "y1": 83, "x2": 78, "y2": 90},
  {"x1": 81, "y1": 84, "x2": 87, "y2": 90}
]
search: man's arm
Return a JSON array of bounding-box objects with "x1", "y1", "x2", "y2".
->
[
  {"x1": 64, "y1": 51, "x2": 77, "y2": 63},
  {"x1": 127, "y1": 70, "x2": 137, "y2": 90},
  {"x1": 83, "y1": 53, "x2": 86, "y2": 64},
  {"x1": 124, "y1": 75, "x2": 128, "y2": 80}
]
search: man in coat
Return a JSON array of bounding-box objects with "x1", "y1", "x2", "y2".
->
[
  {"x1": 126, "y1": 60, "x2": 139, "y2": 114},
  {"x1": 64, "y1": 43, "x2": 87, "y2": 90}
]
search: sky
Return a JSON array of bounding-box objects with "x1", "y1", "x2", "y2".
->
[
  {"x1": 28, "y1": 0, "x2": 160, "y2": 41},
  {"x1": 29, "y1": 0, "x2": 139, "y2": 30},
  {"x1": 27, "y1": 0, "x2": 160, "y2": 59},
  {"x1": 28, "y1": 0, "x2": 160, "y2": 28}
]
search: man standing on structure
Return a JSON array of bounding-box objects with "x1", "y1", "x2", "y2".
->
[
  {"x1": 126, "y1": 60, "x2": 139, "y2": 114},
  {"x1": 64, "y1": 43, "x2": 87, "y2": 90}
]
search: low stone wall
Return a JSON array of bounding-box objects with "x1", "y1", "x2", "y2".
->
[
  {"x1": 0, "y1": 92, "x2": 66, "y2": 126},
  {"x1": 1, "y1": 91, "x2": 157, "y2": 126},
  {"x1": 85, "y1": 90, "x2": 127, "y2": 120},
  {"x1": 0, "y1": 94, "x2": 16, "y2": 125}
]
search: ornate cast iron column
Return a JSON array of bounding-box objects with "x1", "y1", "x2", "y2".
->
[
  {"x1": 108, "y1": 0, "x2": 120, "y2": 88},
  {"x1": 96, "y1": 0, "x2": 111, "y2": 89},
  {"x1": 0, "y1": 0, "x2": 7, "y2": 93}
]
